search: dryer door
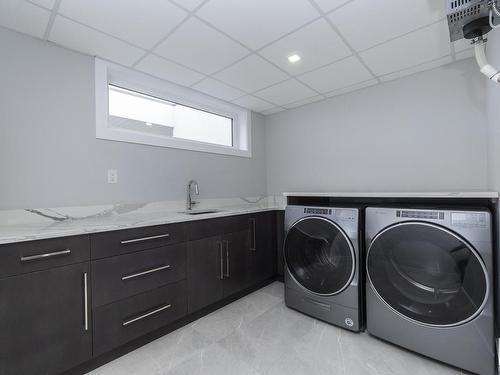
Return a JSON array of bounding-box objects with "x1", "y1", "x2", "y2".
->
[
  {"x1": 284, "y1": 217, "x2": 355, "y2": 296},
  {"x1": 367, "y1": 222, "x2": 489, "y2": 327}
]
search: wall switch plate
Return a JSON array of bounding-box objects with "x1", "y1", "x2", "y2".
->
[{"x1": 107, "y1": 169, "x2": 118, "y2": 184}]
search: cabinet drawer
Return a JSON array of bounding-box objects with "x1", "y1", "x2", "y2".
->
[
  {"x1": 0, "y1": 235, "x2": 90, "y2": 278},
  {"x1": 93, "y1": 280, "x2": 187, "y2": 356},
  {"x1": 92, "y1": 244, "x2": 187, "y2": 307},
  {"x1": 188, "y1": 214, "x2": 250, "y2": 241},
  {"x1": 91, "y1": 223, "x2": 187, "y2": 259}
]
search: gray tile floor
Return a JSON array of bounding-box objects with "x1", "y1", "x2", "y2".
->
[{"x1": 88, "y1": 282, "x2": 467, "y2": 375}]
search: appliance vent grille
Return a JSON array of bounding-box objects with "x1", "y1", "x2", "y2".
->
[
  {"x1": 396, "y1": 210, "x2": 445, "y2": 220},
  {"x1": 449, "y1": 4, "x2": 482, "y2": 24},
  {"x1": 446, "y1": 0, "x2": 490, "y2": 41},
  {"x1": 450, "y1": 0, "x2": 475, "y2": 10},
  {"x1": 304, "y1": 208, "x2": 332, "y2": 215}
]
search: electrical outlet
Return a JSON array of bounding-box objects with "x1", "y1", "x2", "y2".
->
[{"x1": 107, "y1": 169, "x2": 118, "y2": 184}]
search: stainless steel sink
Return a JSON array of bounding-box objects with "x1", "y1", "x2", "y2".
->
[{"x1": 179, "y1": 209, "x2": 222, "y2": 215}]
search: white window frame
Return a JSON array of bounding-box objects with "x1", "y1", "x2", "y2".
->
[{"x1": 95, "y1": 58, "x2": 252, "y2": 157}]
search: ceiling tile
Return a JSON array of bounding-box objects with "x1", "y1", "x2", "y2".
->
[
  {"x1": 0, "y1": 0, "x2": 50, "y2": 38},
  {"x1": 197, "y1": 0, "x2": 319, "y2": 49},
  {"x1": 254, "y1": 79, "x2": 317, "y2": 106},
  {"x1": 455, "y1": 48, "x2": 475, "y2": 61},
  {"x1": 324, "y1": 78, "x2": 378, "y2": 97},
  {"x1": 313, "y1": 0, "x2": 352, "y2": 13},
  {"x1": 261, "y1": 107, "x2": 285, "y2": 115},
  {"x1": 192, "y1": 78, "x2": 245, "y2": 101},
  {"x1": 169, "y1": 0, "x2": 205, "y2": 11},
  {"x1": 329, "y1": 0, "x2": 445, "y2": 51},
  {"x1": 232, "y1": 95, "x2": 274, "y2": 113},
  {"x1": 379, "y1": 55, "x2": 453, "y2": 82},
  {"x1": 360, "y1": 21, "x2": 451, "y2": 76},
  {"x1": 259, "y1": 19, "x2": 351, "y2": 75},
  {"x1": 135, "y1": 54, "x2": 205, "y2": 86},
  {"x1": 283, "y1": 95, "x2": 324, "y2": 109},
  {"x1": 214, "y1": 55, "x2": 288, "y2": 92},
  {"x1": 298, "y1": 56, "x2": 374, "y2": 93},
  {"x1": 453, "y1": 38, "x2": 473, "y2": 53},
  {"x1": 58, "y1": 0, "x2": 187, "y2": 49},
  {"x1": 155, "y1": 18, "x2": 249, "y2": 75},
  {"x1": 49, "y1": 16, "x2": 145, "y2": 66},
  {"x1": 27, "y1": 0, "x2": 55, "y2": 10}
]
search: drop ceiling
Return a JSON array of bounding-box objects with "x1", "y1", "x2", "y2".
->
[{"x1": 1, "y1": 0, "x2": 474, "y2": 114}]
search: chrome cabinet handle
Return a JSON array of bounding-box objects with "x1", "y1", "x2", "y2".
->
[
  {"x1": 121, "y1": 233, "x2": 170, "y2": 245},
  {"x1": 122, "y1": 265, "x2": 171, "y2": 281},
  {"x1": 217, "y1": 241, "x2": 224, "y2": 280},
  {"x1": 20, "y1": 249, "x2": 71, "y2": 262},
  {"x1": 224, "y1": 240, "x2": 230, "y2": 278},
  {"x1": 250, "y1": 218, "x2": 256, "y2": 251},
  {"x1": 122, "y1": 304, "x2": 172, "y2": 326},
  {"x1": 83, "y1": 273, "x2": 89, "y2": 331}
]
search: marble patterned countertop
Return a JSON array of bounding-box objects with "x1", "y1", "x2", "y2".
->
[{"x1": 0, "y1": 196, "x2": 286, "y2": 245}]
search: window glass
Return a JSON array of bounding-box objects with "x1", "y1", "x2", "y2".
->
[{"x1": 108, "y1": 85, "x2": 233, "y2": 147}]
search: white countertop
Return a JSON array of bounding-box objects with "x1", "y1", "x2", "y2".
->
[
  {"x1": 283, "y1": 192, "x2": 499, "y2": 199},
  {"x1": 0, "y1": 197, "x2": 285, "y2": 245}
]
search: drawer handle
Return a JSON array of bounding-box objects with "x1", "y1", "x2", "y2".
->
[
  {"x1": 122, "y1": 304, "x2": 172, "y2": 326},
  {"x1": 121, "y1": 233, "x2": 170, "y2": 245},
  {"x1": 20, "y1": 249, "x2": 71, "y2": 262},
  {"x1": 250, "y1": 218, "x2": 256, "y2": 251},
  {"x1": 121, "y1": 265, "x2": 171, "y2": 281},
  {"x1": 224, "y1": 240, "x2": 230, "y2": 278},
  {"x1": 217, "y1": 241, "x2": 224, "y2": 280},
  {"x1": 83, "y1": 273, "x2": 89, "y2": 332}
]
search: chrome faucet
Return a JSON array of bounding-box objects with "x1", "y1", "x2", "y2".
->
[{"x1": 186, "y1": 180, "x2": 200, "y2": 210}]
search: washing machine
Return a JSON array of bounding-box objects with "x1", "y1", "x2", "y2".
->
[
  {"x1": 284, "y1": 205, "x2": 362, "y2": 332},
  {"x1": 365, "y1": 207, "x2": 495, "y2": 375}
]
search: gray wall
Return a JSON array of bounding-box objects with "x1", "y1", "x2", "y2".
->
[
  {"x1": 265, "y1": 59, "x2": 488, "y2": 195},
  {"x1": 487, "y1": 31, "x2": 500, "y2": 191},
  {"x1": 0, "y1": 28, "x2": 267, "y2": 209}
]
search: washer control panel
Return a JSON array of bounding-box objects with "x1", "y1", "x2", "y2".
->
[{"x1": 451, "y1": 212, "x2": 488, "y2": 228}]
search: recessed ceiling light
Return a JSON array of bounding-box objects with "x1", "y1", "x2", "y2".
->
[
  {"x1": 145, "y1": 122, "x2": 153, "y2": 127},
  {"x1": 288, "y1": 54, "x2": 301, "y2": 63}
]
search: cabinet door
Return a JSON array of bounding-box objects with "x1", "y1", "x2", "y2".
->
[
  {"x1": 0, "y1": 263, "x2": 92, "y2": 375},
  {"x1": 223, "y1": 229, "x2": 252, "y2": 298},
  {"x1": 252, "y1": 212, "x2": 276, "y2": 284},
  {"x1": 276, "y1": 211, "x2": 285, "y2": 277},
  {"x1": 187, "y1": 236, "x2": 224, "y2": 313}
]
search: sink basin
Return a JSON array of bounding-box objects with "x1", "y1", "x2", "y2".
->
[{"x1": 179, "y1": 209, "x2": 222, "y2": 215}]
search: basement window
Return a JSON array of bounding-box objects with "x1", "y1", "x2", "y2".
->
[{"x1": 95, "y1": 59, "x2": 251, "y2": 157}]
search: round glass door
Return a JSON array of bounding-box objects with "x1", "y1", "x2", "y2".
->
[
  {"x1": 367, "y1": 222, "x2": 488, "y2": 327},
  {"x1": 284, "y1": 217, "x2": 355, "y2": 295}
]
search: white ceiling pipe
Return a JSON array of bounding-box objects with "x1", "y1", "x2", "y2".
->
[{"x1": 474, "y1": 36, "x2": 500, "y2": 83}]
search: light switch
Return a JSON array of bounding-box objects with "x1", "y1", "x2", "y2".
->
[{"x1": 107, "y1": 169, "x2": 118, "y2": 184}]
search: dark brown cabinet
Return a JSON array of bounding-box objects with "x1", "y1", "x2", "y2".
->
[
  {"x1": 92, "y1": 243, "x2": 187, "y2": 307},
  {"x1": 0, "y1": 210, "x2": 282, "y2": 375},
  {"x1": 0, "y1": 262, "x2": 92, "y2": 375},
  {"x1": 251, "y1": 212, "x2": 276, "y2": 284},
  {"x1": 187, "y1": 212, "x2": 277, "y2": 315},
  {"x1": 93, "y1": 280, "x2": 187, "y2": 356},
  {"x1": 187, "y1": 235, "x2": 224, "y2": 313},
  {"x1": 222, "y1": 229, "x2": 252, "y2": 297}
]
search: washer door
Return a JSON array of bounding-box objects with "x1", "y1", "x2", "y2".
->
[
  {"x1": 367, "y1": 222, "x2": 489, "y2": 327},
  {"x1": 284, "y1": 216, "x2": 355, "y2": 296}
]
